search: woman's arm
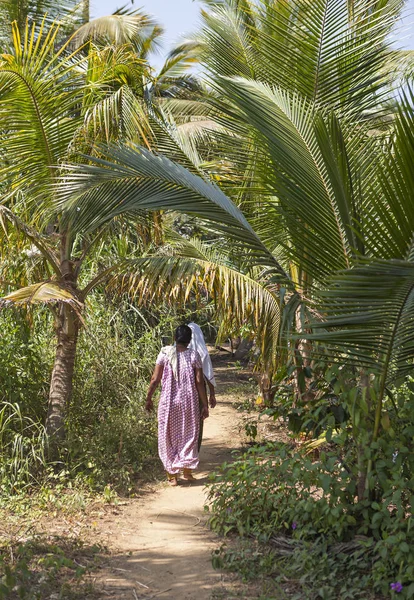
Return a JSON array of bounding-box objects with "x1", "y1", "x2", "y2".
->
[
  {"x1": 145, "y1": 364, "x2": 163, "y2": 411},
  {"x1": 195, "y1": 367, "x2": 209, "y2": 419}
]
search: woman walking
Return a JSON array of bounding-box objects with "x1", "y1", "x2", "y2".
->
[{"x1": 145, "y1": 325, "x2": 209, "y2": 485}]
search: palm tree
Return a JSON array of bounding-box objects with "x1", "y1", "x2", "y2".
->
[
  {"x1": 111, "y1": 0, "x2": 410, "y2": 383},
  {"x1": 192, "y1": 0, "x2": 411, "y2": 390},
  {"x1": 0, "y1": 11, "x2": 260, "y2": 453},
  {"x1": 0, "y1": 13, "x2": 176, "y2": 446}
]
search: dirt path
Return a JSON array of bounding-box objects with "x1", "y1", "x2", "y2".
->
[{"x1": 95, "y1": 358, "x2": 248, "y2": 599}]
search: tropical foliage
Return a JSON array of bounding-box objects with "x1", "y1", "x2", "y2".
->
[
  {"x1": 48, "y1": 0, "x2": 413, "y2": 593},
  {"x1": 0, "y1": 0, "x2": 413, "y2": 596}
]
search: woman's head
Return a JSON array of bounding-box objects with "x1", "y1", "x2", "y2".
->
[{"x1": 175, "y1": 324, "x2": 192, "y2": 346}]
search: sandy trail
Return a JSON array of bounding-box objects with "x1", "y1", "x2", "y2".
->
[{"x1": 96, "y1": 360, "x2": 245, "y2": 600}]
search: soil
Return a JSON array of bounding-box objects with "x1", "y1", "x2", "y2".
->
[{"x1": 91, "y1": 354, "x2": 252, "y2": 599}]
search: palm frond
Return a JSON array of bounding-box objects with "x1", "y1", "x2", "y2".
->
[
  {"x1": 307, "y1": 259, "x2": 414, "y2": 386},
  {"x1": 159, "y1": 97, "x2": 219, "y2": 121},
  {"x1": 69, "y1": 11, "x2": 156, "y2": 47},
  {"x1": 81, "y1": 85, "x2": 153, "y2": 146},
  {"x1": 56, "y1": 143, "x2": 288, "y2": 280},
  {"x1": 137, "y1": 25, "x2": 165, "y2": 61},
  {"x1": 112, "y1": 235, "x2": 281, "y2": 369},
  {"x1": 362, "y1": 85, "x2": 414, "y2": 260},
  {"x1": 147, "y1": 108, "x2": 204, "y2": 172},
  {"x1": 306, "y1": 86, "x2": 414, "y2": 383},
  {"x1": 213, "y1": 78, "x2": 369, "y2": 282},
  {"x1": 155, "y1": 40, "x2": 201, "y2": 82},
  {"x1": 0, "y1": 206, "x2": 61, "y2": 275},
  {"x1": 0, "y1": 281, "x2": 82, "y2": 308},
  {"x1": 200, "y1": 0, "x2": 405, "y2": 116},
  {"x1": 0, "y1": 19, "x2": 86, "y2": 207},
  {"x1": 200, "y1": 1, "x2": 257, "y2": 79}
]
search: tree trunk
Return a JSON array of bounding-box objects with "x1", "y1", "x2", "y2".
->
[
  {"x1": 230, "y1": 336, "x2": 240, "y2": 356},
  {"x1": 356, "y1": 444, "x2": 367, "y2": 502},
  {"x1": 234, "y1": 338, "x2": 253, "y2": 361},
  {"x1": 45, "y1": 304, "x2": 79, "y2": 454}
]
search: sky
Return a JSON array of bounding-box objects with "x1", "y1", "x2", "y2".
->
[
  {"x1": 91, "y1": 0, "x2": 414, "y2": 67},
  {"x1": 91, "y1": 0, "x2": 202, "y2": 66}
]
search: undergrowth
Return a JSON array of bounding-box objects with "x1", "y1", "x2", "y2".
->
[
  {"x1": 207, "y1": 362, "x2": 414, "y2": 600},
  {"x1": 0, "y1": 535, "x2": 104, "y2": 599},
  {"x1": 208, "y1": 442, "x2": 413, "y2": 598},
  {"x1": 67, "y1": 298, "x2": 161, "y2": 493},
  {"x1": 207, "y1": 409, "x2": 413, "y2": 600}
]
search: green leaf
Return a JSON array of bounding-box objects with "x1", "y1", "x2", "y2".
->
[{"x1": 320, "y1": 474, "x2": 331, "y2": 493}]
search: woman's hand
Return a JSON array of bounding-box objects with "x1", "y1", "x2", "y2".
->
[
  {"x1": 201, "y1": 404, "x2": 209, "y2": 419},
  {"x1": 145, "y1": 398, "x2": 154, "y2": 412},
  {"x1": 209, "y1": 392, "x2": 217, "y2": 409},
  {"x1": 207, "y1": 382, "x2": 217, "y2": 408}
]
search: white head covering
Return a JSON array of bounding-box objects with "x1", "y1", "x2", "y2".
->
[{"x1": 188, "y1": 322, "x2": 216, "y2": 388}]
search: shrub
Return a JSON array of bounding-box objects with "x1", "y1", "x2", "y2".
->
[
  {"x1": 0, "y1": 311, "x2": 52, "y2": 494},
  {"x1": 0, "y1": 295, "x2": 216, "y2": 496},
  {"x1": 0, "y1": 310, "x2": 51, "y2": 420},
  {"x1": 0, "y1": 403, "x2": 49, "y2": 495},
  {"x1": 207, "y1": 440, "x2": 413, "y2": 598}
]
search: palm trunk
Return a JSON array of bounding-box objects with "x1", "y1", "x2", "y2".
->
[
  {"x1": 356, "y1": 443, "x2": 367, "y2": 502},
  {"x1": 45, "y1": 304, "x2": 79, "y2": 452}
]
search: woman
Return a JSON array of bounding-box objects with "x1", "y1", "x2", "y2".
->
[
  {"x1": 188, "y1": 322, "x2": 217, "y2": 451},
  {"x1": 145, "y1": 325, "x2": 209, "y2": 486}
]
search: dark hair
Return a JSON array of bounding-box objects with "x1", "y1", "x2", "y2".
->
[{"x1": 175, "y1": 324, "x2": 192, "y2": 345}]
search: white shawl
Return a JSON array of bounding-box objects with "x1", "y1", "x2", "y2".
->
[{"x1": 188, "y1": 322, "x2": 216, "y2": 388}]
